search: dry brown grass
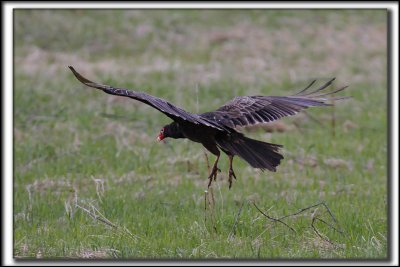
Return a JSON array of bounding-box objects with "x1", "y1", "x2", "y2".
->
[{"x1": 16, "y1": 11, "x2": 386, "y2": 89}]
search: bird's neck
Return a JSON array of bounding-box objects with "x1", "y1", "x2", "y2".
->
[{"x1": 167, "y1": 122, "x2": 185, "y2": 139}]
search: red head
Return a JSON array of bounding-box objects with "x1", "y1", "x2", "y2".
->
[
  {"x1": 156, "y1": 122, "x2": 184, "y2": 142},
  {"x1": 157, "y1": 127, "x2": 165, "y2": 142}
]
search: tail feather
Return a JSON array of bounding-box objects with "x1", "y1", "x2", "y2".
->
[{"x1": 216, "y1": 135, "x2": 283, "y2": 171}]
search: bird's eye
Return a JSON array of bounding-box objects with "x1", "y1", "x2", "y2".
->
[{"x1": 161, "y1": 128, "x2": 164, "y2": 133}]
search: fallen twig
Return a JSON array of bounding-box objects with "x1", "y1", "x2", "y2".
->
[
  {"x1": 311, "y1": 217, "x2": 344, "y2": 249},
  {"x1": 204, "y1": 189, "x2": 217, "y2": 233},
  {"x1": 313, "y1": 217, "x2": 344, "y2": 235},
  {"x1": 76, "y1": 204, "x2": 117, "y2": 229},
  {"x1": 76, "y1": 202, "x2": 140, "y2": 242},
  {"x1": 252, "y1": 202, "x2": 296, "y2": 233},
  {"x1": 253, "y1": 201, "x2": 344, "y2": 249},
  {"x1": 278, "y1": 202, "x2": 338, "y2": 225}
]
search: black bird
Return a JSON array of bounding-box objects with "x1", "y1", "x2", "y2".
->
[{"x1": 69, "y1": 66, "x2": 348, "y2": 188}]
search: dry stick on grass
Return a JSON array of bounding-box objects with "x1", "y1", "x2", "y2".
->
[
  {"x1": 311, "y1": 217, "x2": 344, "y2": 249},
  {"x1": 204, "y1": 189, "x2": 217, "y2": 233},
  {"x1": 203, "y1": 148, "x2": 219, "y2": 233},
  {"x1": 252, "y1": 202, "x2": 297, "y2": 233},
  {"x1": 311, "y1": 217, "x2": 331, "y2": 244},
  {"x1": 281, "y1": 202, "x2": 344, "y2": 246},
  {"x1": 313, "y1": 217, "x2": 344, "y2": 235},
  {"x1": 77, "y1": 204, "x2": 117, "y2": 229},
  {"x1": 278, "y1": 202, "x2": 343, "y2": 234},
  {"x1": 278, "y1": 202, "x2": 339, "y2": 225},
  {"x1": 76, "y1": 203, "x2": 140, "y2": 242},
  {"x1": 209, "y1": 188, "x2": 217, "y2": 233},
  {"x1": 254, "y1": 202, "x2": 343, "y2": 237}
]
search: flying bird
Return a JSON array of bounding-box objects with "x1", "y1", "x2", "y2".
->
[{"x1": 69, "y1": 66, "x2": 348, "y2": 189}]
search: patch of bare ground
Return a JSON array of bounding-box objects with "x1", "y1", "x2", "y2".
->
[{"x1": 323, "y1": 158, "x2": 353, "y2": 171}]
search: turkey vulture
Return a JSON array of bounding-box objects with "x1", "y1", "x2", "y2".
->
[{"x1": 69, "y1": 66, "x2": 348, "y2": 189}]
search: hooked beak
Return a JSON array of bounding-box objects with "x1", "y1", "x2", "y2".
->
[{"x1": 157, "y1": 133, "x2": 164, "y2": 142}]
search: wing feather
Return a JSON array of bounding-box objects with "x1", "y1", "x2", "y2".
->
[
  {"x1": 69, "y1": 66, "x2": 224, "y2": 131},
  {"x1": 201, "y1": 79, "x2": 349, "y2": 128}
]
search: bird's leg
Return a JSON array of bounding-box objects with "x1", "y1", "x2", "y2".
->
[
  {"x1": 228, "y1": 155, "x2": 237, "y2": 189},
  {"x1": 207, "y1": 154, "x2": 220, "y2": 188}
]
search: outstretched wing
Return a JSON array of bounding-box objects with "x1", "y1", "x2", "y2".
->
[
  {"x1": 69, "y1": 66, "x2": 223, "y2": 130},
  {"x1": 201, "y1": 78, "x2": 349, "y2": 129}
]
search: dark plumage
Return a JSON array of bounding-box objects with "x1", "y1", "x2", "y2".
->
[{"x1": 69, "y1": 66, "x2": 348, "y2": 188}]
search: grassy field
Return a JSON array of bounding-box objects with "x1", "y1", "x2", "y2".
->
[{"x1": 13, "y1": 9, "x2": 388, "y2": 260}]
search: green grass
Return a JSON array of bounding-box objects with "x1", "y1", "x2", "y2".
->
[{"x1": 13, "y1": 9, "x2": 388, "y2": 259}]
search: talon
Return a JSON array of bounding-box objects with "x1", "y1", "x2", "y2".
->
[
  {"x1": 214, "y1": 167, "x2": 219, "y2": 181},
  {"x1": 206, "y1": 154, "x2": 220, "y2": 188},
  {"x1": 227, "y1": 155, "x2": 236, "y2": 188},
  {"x1": 228, "y1": 166, "x2": 237, "y2": 188},
  {"x1": 207, "y1": 164, "x2": 219, "y2": 186}
]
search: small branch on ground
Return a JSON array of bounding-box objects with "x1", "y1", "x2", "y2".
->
[
  {"x1": 313, "y1": 216, "x2": 344, "y2": 235},
  {"x1": 277, "y1": 201, "x2": 340, "y2": 227},
  {"x1": 204, "y1": 188, "x2": 217, "y2": 233},
  {"x1": 76, "y1": 202, "x2": 140, "y2": 242},
  {"x1": 312, "y1": 217, "x2": 344, "y2": 249},
  {"x1": 252, "y1": 202, "x2": 296, "y2": 233},
  {"x1": 253, "y1": 201, "x2": 343, "y2": 246},
  {"x1": 76, "y1": 203, "x2": 117, "y2": 229}
]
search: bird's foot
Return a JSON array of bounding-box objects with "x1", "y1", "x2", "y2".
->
[
  {"x1": 228, "y1": 168, "x2": 237, "y2": 189},
  {"x1": 207, "y1": 165, "x2": 220, "y2": 187}
]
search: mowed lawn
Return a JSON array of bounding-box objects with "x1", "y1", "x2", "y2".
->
[{"x1": 13, "y1": 9, "x2": 388, "y2": 259}]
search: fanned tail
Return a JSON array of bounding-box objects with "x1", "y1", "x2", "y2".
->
[{"x1": 216, "y1": 135, "x2": 283, "y2": 171}]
